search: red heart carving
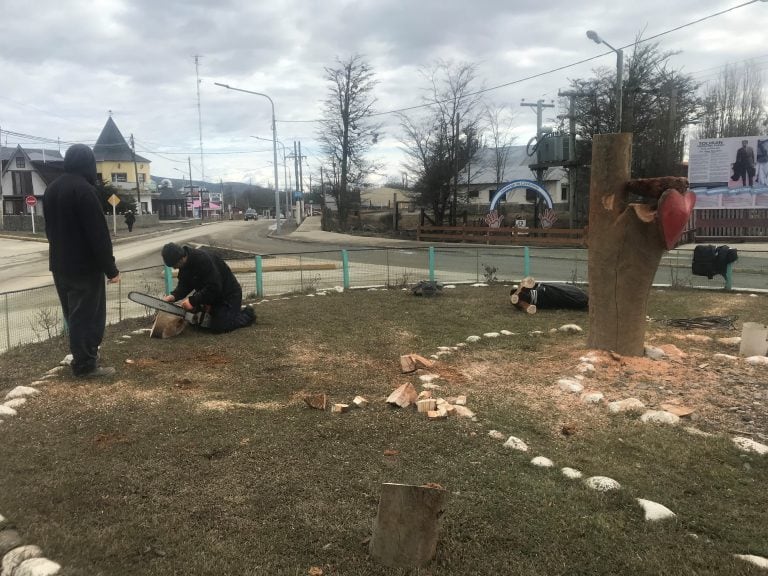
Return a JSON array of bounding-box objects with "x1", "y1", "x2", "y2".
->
[{"x1": 658, "y1": 189, "x2": 696, "y2": 249}]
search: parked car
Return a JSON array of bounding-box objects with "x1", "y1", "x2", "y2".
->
[{"x1": 244, "y1": 209, "x2": 258, "y2": 221}]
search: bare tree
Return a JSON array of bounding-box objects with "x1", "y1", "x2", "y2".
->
[
  {"x1": 697, "y1": 62, "x2": 767, "y2": 138},
  {"x1": 318, "y1": 54, "x2": 381, "y2": 228},
  {"x1": 483, "y1": 104, "x2": 516, "y2": 187},
  {"x1": 400, "y1": 61, "x2": 484, "y2": 225}
]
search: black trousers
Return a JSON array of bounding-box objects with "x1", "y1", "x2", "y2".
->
[
  {"x1": 53, "y1": 271, "x2": 106, "y2": 376},
  {"x1": 208, "y1": 289, "x2": 252, "y2": 333}
]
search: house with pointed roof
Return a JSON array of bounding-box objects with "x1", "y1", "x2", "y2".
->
[
  {"x1": 1, "y1": 145, "x2": 64, "y2": 215},
  {"x1": 93, "y1": 116, "x2": 154, "y2": 213}
]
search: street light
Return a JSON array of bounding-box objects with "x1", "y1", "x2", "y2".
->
[
  {"x1": 214, "y1": 82, "x2": 282, "y2": 232},
  {"x1": 251, "y1": 135, "x2": 291, "y2": 221},
  {"x1": 586, "y1": 29, "x2": 624, "y2": 133}
]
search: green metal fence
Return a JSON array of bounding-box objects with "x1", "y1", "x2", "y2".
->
[{"x1": 1, "y1": 246, "x2": 766, "y2": 353}]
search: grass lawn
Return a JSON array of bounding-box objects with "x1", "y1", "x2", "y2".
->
[{"x1": 0, "y1": 285, "x2": 767, "y2": 575}]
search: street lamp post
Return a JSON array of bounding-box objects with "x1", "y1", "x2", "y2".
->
[
  {"x1": 586, "y1": 30, "x2": 624, "y2": 133},
  {"x1": 251, "y1": 135, "x2": 291, "y2": 221},
  {"x1": 215, "y1": 82, "x2": 281, "y2": 232}
]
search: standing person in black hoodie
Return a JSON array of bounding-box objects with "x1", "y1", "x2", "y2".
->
[
  {"x1": 160, "y1": 242, "x2": 255, "y2": 333},
  {"x1": 44, "y1": 144, "x2": 121, "y2": 378},
  {"x1": 124, "y1": 210, "x2": 135, "y2": 232}
]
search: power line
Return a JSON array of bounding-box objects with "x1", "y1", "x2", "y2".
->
[{"x1": 279, "y1": 0, "x2": 761, "y2": 123}]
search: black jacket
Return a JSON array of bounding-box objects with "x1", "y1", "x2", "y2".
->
[
  {"x1": 43, "y1": 144, "x2": 119, "y2": 279},
  {"x1": 171, "y1": 247, "x2": 242, "y2": 308}
]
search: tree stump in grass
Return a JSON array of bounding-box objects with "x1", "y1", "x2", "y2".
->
[
  {"x1": 369, "y1": 483, "x2": 448, "y2": 568},
  {"x1": 150, "y1": 312, "x2": 186, "y2": 339},
  {"x1": 587, "y1": 133, "x2": 695, "y2": 356}
]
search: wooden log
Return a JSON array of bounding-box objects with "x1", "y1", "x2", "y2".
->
[
  {"x1": 352, "y1": 396, "x2": 369, "y2": 408},
  {"x1": 369, "y1": 483, "x2": 449, "y2": 568},
  {"x1": 331, "y1": 403, "x2": 349, "y2": 414},
  {"x1": 417, "y1": 399, "x2": 437, "y2": 413},
  {"x1": 386, "y1": 383, "x2": 418, "y2": 408},
  {"x1": 303, "y1": 394, "x2": 328, "y2": 410},
  {"x1": 400, "y1": 355, "x2": 417, "y2": 373},
  {"x1": 410, "y1": 354, "x2": 435, "y2": 369},
  {"x1": 150, "y1": 312, "x2": 186, "y2": 339},
  {"x1": 427, "y1": 409, "x2": 448, "y2": 420},
  {"x1": 417, "y1": 390, "x2": 433, "y2": 400}
]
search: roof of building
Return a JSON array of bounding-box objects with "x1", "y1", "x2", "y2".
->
[
  {"x1": 459, "y1": 146, "x2": 566, "y2": 186},
  {"x1": 1, "y1": 146, "x2": 63, "y2": 162},
  {"x1": 93, "y1": 117, "x2": 150, "y2": 163}
]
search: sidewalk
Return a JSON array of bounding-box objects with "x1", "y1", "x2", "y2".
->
[{"x1": 285, "y1": 216, "x2": 422, "y2": 247}]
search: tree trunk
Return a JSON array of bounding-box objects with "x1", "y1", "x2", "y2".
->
[
  {"x1": 369, "y1": 483, "x2": 448, "y2": 568},
  {"x1": 587, "y1": 133, "x2": 658, "y2": 356}
]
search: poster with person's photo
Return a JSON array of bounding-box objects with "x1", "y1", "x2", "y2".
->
[{"x1": 688, "y1": 135, "x2": 768, "y2": 209}]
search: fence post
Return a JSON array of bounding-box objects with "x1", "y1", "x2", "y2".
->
[
  {"x1": 524, "y1": 246, "x2": 531, "y2": 278},
  {"x1": 725, "y1": 262, "x2": 733, "y2": 291},
  {"x1": 256, "y1": 256, "x2": 264, "y2": 298},
  {"x1": 386, "y1": 249, "x2": 391, "y2": 288},
  {"x1": 476, "y1": 248, "x2": 480, "y2": 282},
  {"x1": 342, "y1": 250, "x2": 350, "y2": 289},
  {"x1": 4, "y1": 293, "x2": 10, "y2": 351},
  {"x1": 118, "y1": 280, "x2": 123, "y2": 322},
  {"x1": 429, "y1": 247, "x2": 435, "y2": 282},
  {"x1": 164, "y1": 265, "x2": 173, "y2": 295}
]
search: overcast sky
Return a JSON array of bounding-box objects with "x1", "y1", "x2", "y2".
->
[{"x1": 1, "y1": 0, "x2": 766, "y2": 188}]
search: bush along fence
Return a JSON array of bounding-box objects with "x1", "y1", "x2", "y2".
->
[{"x1": 1, "y1": 246, "x2": 766, "y2": 353}]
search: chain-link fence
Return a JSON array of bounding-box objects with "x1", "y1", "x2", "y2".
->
[{"x1": 2, "y1": 246, "x2": 766, "y2": 353}]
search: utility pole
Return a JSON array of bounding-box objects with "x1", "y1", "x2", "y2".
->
[
  {"x1": 558, "y1": 90, "x2": 580, "y2": 227},
  {"x1": 521, "y1": 99, "x2": 555, "y2": 228},
  {"x1": 130, "y1": 134, "x2": 141, "y2": 213},
  {"x1": 0, "y1": 125, "x2": 4, "y2": 230},
  {"x1": 194, "y1": 55, "x2": 205, "y2": 188}
]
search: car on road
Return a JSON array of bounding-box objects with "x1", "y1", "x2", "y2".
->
[{"x1": 244, "y1": 209, "x2": 258, "y2": 221}]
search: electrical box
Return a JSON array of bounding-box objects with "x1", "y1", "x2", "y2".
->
[{"x1": 537, "y1": 135, "x2": 573, "y2": 164}]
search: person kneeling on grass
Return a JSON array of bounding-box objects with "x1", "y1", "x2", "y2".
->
[{"x1": 161, "y1": 242, "x2": 255, "y2": 333}]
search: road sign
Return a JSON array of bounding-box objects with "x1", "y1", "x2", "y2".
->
[
  {"x1": 25, "y1": 196, "x2": 37, "y2": 207},
  {"x1": 108, "y1": 194, "x2": 121, "y2": 207}
]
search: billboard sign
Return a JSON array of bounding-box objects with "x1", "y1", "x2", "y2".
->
[{"x1": 688, "y1": 136, "x2": 768, "y2": 209}]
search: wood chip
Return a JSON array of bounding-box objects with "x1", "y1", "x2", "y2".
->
[
  {"x1": 331, "y1": 403, "x2": 349, "y2": 414},
  {"x1": 303, "y1": 394, "x2": 328, "y2": 410},
  {"x1": 399, "y1": 354, "x2": 417, "y2": 373},
  {"x1": 660, "y1": 404, "x2": 695, "y2": 417},
  {"x1": 386, "y1": 383, "x2": 418, "y2": 408}
]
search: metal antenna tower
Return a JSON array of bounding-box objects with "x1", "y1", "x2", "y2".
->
[{"x1": 195, "y1": 55, "x2": 205, "y2": 187}]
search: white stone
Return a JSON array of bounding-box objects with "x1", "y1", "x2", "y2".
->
[
  {"x1": 488, "y1": 430, "x2": 505, "y2": 440},
  {"x1": 437, "y1": 346, "x2": 452, "y2": 351},
  {"x1": 636, "y1": 498, "x2": 676, "y2": 521},
  {"x1": 749, "y1": 294, "x2": 759, "y2": 298},
  {"x1": 483, "y1": 332, "x2": 500, "y2": 338},
  {"x1": 734, "y1": 555, "x2": 768, "y2": 569},
  {"x1": 557, "y1": 378, "x2": 584, "y2": 393},
  {"x1": 456, "y1": 343, "x2": 467, "y2": 347},
  {"x1": 306, "y1": 293, "x2": 316, "y2": 297},
  {"x1": 45, "y1": 366, "x2": 65, "y2": 376},
  {"x1": 3, "y1": 398, "x2": 26, "y2": 409},
  {"x1": 581, "y1": 392, "x2": 604, "y2": 404},
  {"x1": 713, "y1": 353, "x2": 738, "y2": 362},
  {"x1": 549, "y1": 328, "x2": 558, "y2": 334},
  {"x1": 577, "y1": 363, "x2": 595, "y2": 376},
  {"x1": 584, "y1": 476, "x2": 621, "y2": 491},
  {"x1": 419, "y1": 374, "x2": 439, "y2": 383},
  {"x1": 503, "y1": 436, "x2": 529, "y2": 452},
  {"x1": 421, "y1": 383, "x2": 442, "y2": 390},
  {"x1": 30, "y1": 381, "x2": 46, "y2": 387},
  {"x1": 444, "y1": 285, "x2": 456, "y2": 289},
  {"x1": 732, "y1": 436, "x2": 768, "y2": 455},
  {"x1": 471, "y1": 283, "x2": 488, "y2": 287},
  {"x1": 608, "y1": 398, "x2": 646, "y2": 414},
  {"x1": 529, "y1": 331, "x2": 543, "y2": 336},
  {"x1": 644, "y1": 345, "x2": 667, "y2": 360},
  {"x1": 59, "y1": 354, "x2": 73, "y2": 366},
  {"x1": 717, "y1": 337, "x2": 741, "y2": 347},
  {"x1": 435, "y1": 351, "x2": 451, "y2": 357},
  {"x1": 0, "y1": 405, "x2": 18, "y2": 417},
  {"x1": 14, "y1": 558, "x2": 61, "y2": 576},
  {"x1": 317, "y1": 292, "x2": 328, "y2": 296},
  {"x1": 121, "y1": 334, "x2": 132, "y2": 339},
  {"x1": 558, "y1": 324, "x2": 583, "y2": 334},
  {"x1": 745, "y1": 356, "x2": 768, "y2": 366},
  {"x1": 640, "y1": 410, "x2": 680, "y2": 425},
  {"x1": 429, "y1": 354, "x2": 439, "y2": 360},
  {"x1": 2, "y1": 545, "x2": 43, "y2": 575},
  {"x1": 333, "y1": 286, "x2": 344, "y2": 293},
  {"x1": 531, "y1": 456, "x2": 554, "y2": 468},
  {"x1": 561, "y1": 467, "x2": 583, "y2": 479},
  {"x1": 500, "y1": 330, "x2": 514, "y2": 336},
  {"x1": 465, "y1": 335, "x2": 481, "y2": 343},
  {"x1": 684, "y1": 427, "x2": 714, "y2": 437},
  {"x1": 5, "y1": 386, "x2": 40, "y2": 400}
]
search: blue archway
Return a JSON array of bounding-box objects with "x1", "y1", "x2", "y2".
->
[{"x1": 489, "y1": 179, "x2": 553, "y2": 211}]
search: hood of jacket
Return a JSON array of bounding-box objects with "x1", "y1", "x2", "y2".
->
[{"x1": 63, "y1": 144, "x2": 98, "y2": 185}]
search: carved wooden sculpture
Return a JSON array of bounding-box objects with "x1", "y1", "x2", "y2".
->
[{"x1": 587, "y1": 134, "x2": 695, "y2": 355}]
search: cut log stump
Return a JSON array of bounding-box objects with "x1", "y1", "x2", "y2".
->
[
  {"x1": 369, "y1": 482, "x2": 448, "y2": 568},
  {"x1": 386, "y1": 383, "x2": 418, "y2": 408},
  {"x1": 150, "y1": 312, "x2": 186, "y2": 339}
]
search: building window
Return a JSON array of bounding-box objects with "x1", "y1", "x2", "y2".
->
[
  {"x1": 15, "y1": 156, "x2": 25, "y2": 168},
  {"x1": 139, "y1": 173, "x2": 146, "y2": 183},
  {"x1": 560, "y1": 183, "x2": 568, "y2": 202},
  {"x1": 468, "y1": 189, "x2": 479, "y2": 199},
  {"x1": 112, "y1": 173, "x2": 128, "y2": 183}
]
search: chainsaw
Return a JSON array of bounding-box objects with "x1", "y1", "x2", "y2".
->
[{"x1": 128, "y1": 291, "x2": 211, "y2": 328}]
